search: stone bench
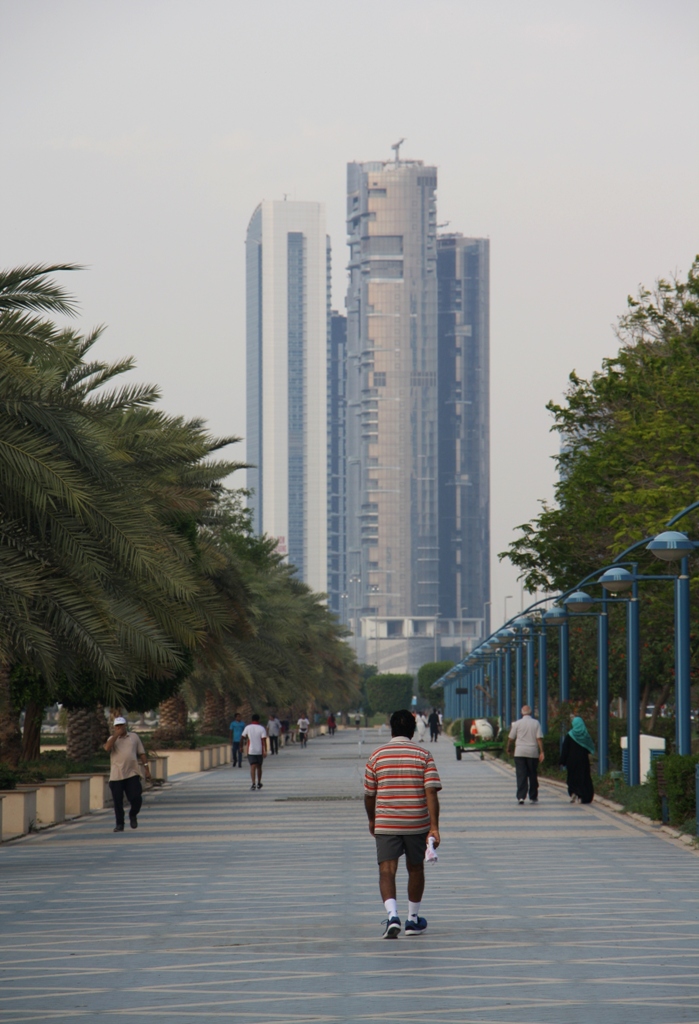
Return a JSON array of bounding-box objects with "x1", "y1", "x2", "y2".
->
[{"x1": 0, "y1": 787, "x2": 38, "y2": 840}]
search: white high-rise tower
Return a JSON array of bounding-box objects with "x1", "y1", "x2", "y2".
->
[{"x1": 246, "y1": 200, "x2": 329, "y2": 594}]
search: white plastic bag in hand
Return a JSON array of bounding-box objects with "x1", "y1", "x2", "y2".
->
[{"x1": 424, "y1": 836, "x2": 438, "y2": 863}]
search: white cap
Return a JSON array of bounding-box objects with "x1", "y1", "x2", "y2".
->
[{"x1": 113, "y1": 716, "x2": 127, "y2": 726}]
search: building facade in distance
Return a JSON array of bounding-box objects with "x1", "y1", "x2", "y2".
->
[
  {"x1": 436, "y1": 234, "x2": 491, "y2": 659},
  {"x1": 327, "y1": 311, "x2": 347, "y2": 619},
  {"x1": 246, "y1": 200, "x2": 329, "y2": 595},
  {"x1": 345, "y1": 156, "x2": 440, "y2": 671}
]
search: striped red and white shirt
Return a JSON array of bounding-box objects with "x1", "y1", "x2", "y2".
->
[{"x1": 364, "y1": 736, "x2": 442, "y2": 835}]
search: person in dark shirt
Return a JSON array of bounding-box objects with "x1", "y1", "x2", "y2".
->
[
  {"x1": 428, "y1": 708, "x2": 440, "y2": 742},
  {"x1": 560, "y1": 716, "x2": 595, "y2": 804}
]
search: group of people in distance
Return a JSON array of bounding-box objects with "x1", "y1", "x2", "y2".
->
[
  {"x1": 411, "y1": 707, "x2": 443, "y2": 743},
  {"x1": 228, "y1": 711, "x2": 312, "y2": 789}
]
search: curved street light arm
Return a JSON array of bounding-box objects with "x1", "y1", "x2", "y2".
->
[{"x1": 667, "y1": 499, "x2": 699, "y2": 528}]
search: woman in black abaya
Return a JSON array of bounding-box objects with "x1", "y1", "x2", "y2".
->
[{"x1": 559, "y1": 716, "x2": 595, "y2": 804}]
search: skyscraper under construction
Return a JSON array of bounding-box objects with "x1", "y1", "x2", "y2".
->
[{"x1": 345, "y1": 154, "x2": 440, "y2": 671}]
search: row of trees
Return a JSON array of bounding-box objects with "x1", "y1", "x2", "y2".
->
[
  {"x1": 0, "y1": 265, "x2": 359, "y2": 765},
  {"x1": 358, "y1": 662, "x2": 452, "y2": 717},
  {"x1": 502, "y1": 259, "x2": 699, "y2": 718}
]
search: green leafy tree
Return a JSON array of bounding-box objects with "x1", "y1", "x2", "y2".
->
[
  {"x1": 357, "y1": 663, "x2": 378, "y2": 716},
  {"x1": 365, "y1": 673, "x2": 413, "y2": 715},
  {"x1": 183, "y1": 490, "x2": 361, "y2": 721},
  {"x1": 417, "y1": 661, "x2": 453, "y2": 706},
  {"x1": 501, "y1": 259, "x2": 699, "y2": 719}
]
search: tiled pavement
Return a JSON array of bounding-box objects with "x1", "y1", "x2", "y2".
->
[{"x1": 1, "y1": 730, "x2": 698, "y2": 1023}]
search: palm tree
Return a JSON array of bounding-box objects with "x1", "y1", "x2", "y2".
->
[
  {"x1": 183, "y1": 491, "x2": 361, "y2": 721},
  {"x1": 0, "y1": 264, "x2": 247, "y2": 762}
]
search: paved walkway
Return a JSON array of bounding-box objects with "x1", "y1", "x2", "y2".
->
[{"x1": 1, "y1": 730, "x2": 698, "y2": 1023}]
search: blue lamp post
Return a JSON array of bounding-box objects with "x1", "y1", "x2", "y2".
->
[
  {"x1": 497, "y1": 629, "x2": 515, "y2": 725},
  {"x1": 538, "y1": 619, "x2": 548, "y2": 734},
  {"x1": 563, "y1": 585, "x2": 614, "y2": 777},
  {"x1": 597, "y1": 567, "x2": 634, "y2": 776},
  {"x1": 543, "y1": 604, "x2": 570, "y2": 705},
  {"x1": 646, "y1": 529, "x2": 696, "y2": 755},
  {"x1": 543, "y1": 604, "x2": 567, "y2": 710},
  {"x1": 513, "y1": 616, "x2": 533, "y2": 713},
  {"x1": 475, "y1": 646, "x2": 490, "y2": 717},
  {"x1": 543, "y1": 604, "x2": 569, "y2": 747},
  {"x1": 492, "y1": 645, "x2": 502, "y2": 719}
]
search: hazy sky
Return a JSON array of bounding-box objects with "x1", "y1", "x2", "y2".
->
[{"x1": 2, "y1": 0, "x2": 698, "y2": 631}]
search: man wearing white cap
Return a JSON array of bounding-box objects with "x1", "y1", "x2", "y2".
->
[{"x1": 104, "y1": 717, "x2": 151, "y2": 832}]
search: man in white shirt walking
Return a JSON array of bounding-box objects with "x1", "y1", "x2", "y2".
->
[
  {"x1": 507, "y1": 705, "x2": 544, "y2": 804},
  {"x1": 104, "y1": 716, "x2": 151, "y2": 831},
  {"x1": 267, "y1": 714, "x2": 281, "y2": 755},
  {"x1": 241, "y1": 714, "x2": 268, "y2": 790}
]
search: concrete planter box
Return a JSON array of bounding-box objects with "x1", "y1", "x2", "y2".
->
[
  {"x1": 65, "y1": 773, "x2": 110, "y2": 811},
  {"x1": 77, "y1": 774, "x2": 112, "y2": 810},
  {"x1": 154, "y1": 745, "x2": 228, "y2": 774},
  {"x1": 155, "y1": 748, "x2": 205, "y2": 774},
  {"x1": 151, "y1": 756, "x2": 168, "y2": 782},
  {"x1": 0, "y1": 795, "x2": 3, "y2": 837},
  {"x1": 0, "y1": 788, "x2": 38, "y2": 839},
  {"x1": 53, "y1": 776, "x2": 90, "y2": 817},
  {"x1": 18, "y1": 781, "x2": 66, "y2": 826}
]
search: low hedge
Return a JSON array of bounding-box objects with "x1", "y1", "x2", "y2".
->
[
  {"x1": 650, "y1": 753, "x2": 699, "y2": 827},
  {"x1": 0, "y1": 763, "x2": 18, "y2": 790}
]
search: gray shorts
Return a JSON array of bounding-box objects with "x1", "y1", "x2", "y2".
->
[
  {"x1": 375, "y1": 831, "x2": 428, "y2": 865},
  {"x1": 248, "y1": 754, "x2": 263, "y2": 766}
]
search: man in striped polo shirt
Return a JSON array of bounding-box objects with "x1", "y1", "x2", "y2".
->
[{"x1": 364, "y1": 708, "x2": 442, "y2": 938}]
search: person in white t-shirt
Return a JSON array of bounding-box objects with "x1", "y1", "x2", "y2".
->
[
  {"x1": 297, "y1": 713, "x2": 310, "y2": 749},
  {"x1": 241, "y1": 714, "x2": 268, "y2": 790}
]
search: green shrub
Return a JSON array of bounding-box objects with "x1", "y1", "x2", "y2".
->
[
  {"x1": 39, "y1": 733, "x2": 66, "y2": 745},
  {"x1": 416, "y1": 660, "x2": 453, "y2": 706},
  {"x1": 650, "y1": 753, "x2": 699, "y2": 826},
  {"x1": 196, "y1": 734, "x2": 229, "y2": 747},
  {"x1": 365, "y1": 674, "x2": 413, "y2": 715},
  {"x1": 603, "y1": 779, "x2": 658, "y2": 818},
  {"x1": 0, "y1": 762, "x2": 18, "y2": 790}
]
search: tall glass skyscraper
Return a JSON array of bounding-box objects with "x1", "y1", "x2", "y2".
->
[
  {"x1": 246, "y1": 200, "x2": 330, "y2": 595},
  {"x1": 345, "y1": 157, "x2": 440, "y2": 671},
  {"x1": 437, "y1": 235, "x2": 491, "y2": 650}
]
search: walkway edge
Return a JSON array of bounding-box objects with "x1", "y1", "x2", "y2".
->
[{"x1": 485, "y1": 753, "x2": 699, "y2": 856}]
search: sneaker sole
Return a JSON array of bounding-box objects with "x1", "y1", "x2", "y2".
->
[
  {"x1": 383, "y1": 925, "x2": 401, "y2": 939},
  {"x1": 405, "y1": 927, "x2": 427, "y2": 936}
]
